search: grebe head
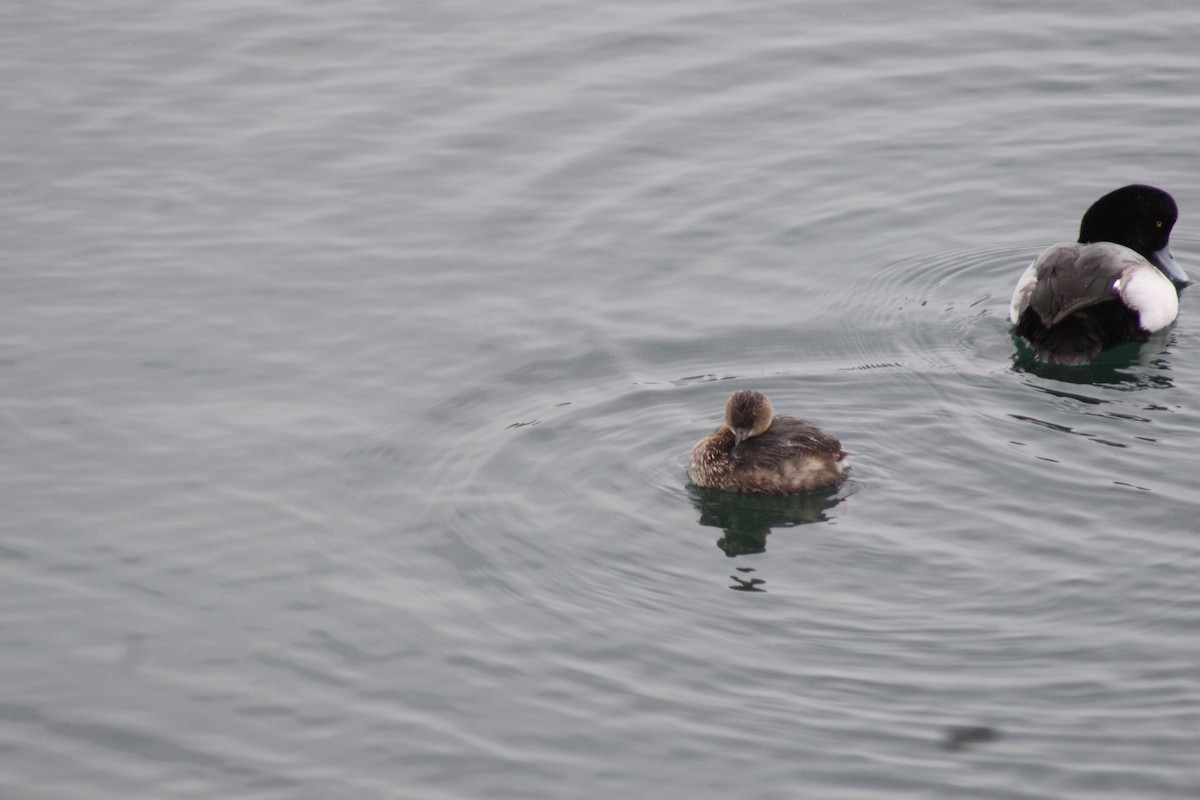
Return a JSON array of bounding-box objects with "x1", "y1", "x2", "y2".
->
[{"x1": 724, "y1": 390, "x2": 775, "y2": 445}]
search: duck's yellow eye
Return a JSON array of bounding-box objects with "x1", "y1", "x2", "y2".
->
[{"x1": 1156, "y1": 220, "x2": 1164, "y2": 228}]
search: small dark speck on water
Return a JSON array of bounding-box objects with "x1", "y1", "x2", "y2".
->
[{"x1": 942, "y1": 725, "x2": 999, "y2": 751}]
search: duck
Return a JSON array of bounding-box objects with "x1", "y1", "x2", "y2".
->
[
  {"x1": 687, "y1": 390, "x2": 846, "y2": 494},
  {"x1": 1009, "y1": 184, "x2": 1188, "y2": 365}
]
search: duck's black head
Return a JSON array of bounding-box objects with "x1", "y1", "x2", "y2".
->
[
  {"x1": 725, "y1": 390, "x2": 774, "y2": 445},
  {"x1": 1078, "y1": 184, "x2": 1188, "y2": 286}
]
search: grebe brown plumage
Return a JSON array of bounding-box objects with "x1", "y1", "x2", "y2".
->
[{"x1": 687, "y1": 390, "x2": 846, "y2": 494}]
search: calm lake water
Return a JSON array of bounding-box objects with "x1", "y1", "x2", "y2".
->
[{"x1": 3, "y1": 1, "x2": 1199, "y2": 798}]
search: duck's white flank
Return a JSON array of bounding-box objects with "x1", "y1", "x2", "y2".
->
[
  {"x1": 1120, "y1": 266, "x2": 1179, "y2": 333},
  {"x1": 1008, "y1": 259, "x2": 1040, "y2": 323}
]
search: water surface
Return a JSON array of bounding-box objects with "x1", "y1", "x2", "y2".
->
[{"x1": 3, "y1": 1, "x2": 1199, "y2": 798}]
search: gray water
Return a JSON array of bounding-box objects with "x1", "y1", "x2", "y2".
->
[{"x1": 3, "y1": 1, "x2": 1199, "y2": 798}]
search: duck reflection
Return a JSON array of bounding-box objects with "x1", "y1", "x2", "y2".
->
[
  {"x1": 1010, "y1": 334, "x2": 1174, "y2": 389},
  {"x1": 687, "y1": 483, "x2": 843, "y2": 557}
]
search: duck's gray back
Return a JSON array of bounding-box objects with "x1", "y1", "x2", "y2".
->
[{"x1": 1024, "y1": 242, "x2": 1141, "y2": 327}]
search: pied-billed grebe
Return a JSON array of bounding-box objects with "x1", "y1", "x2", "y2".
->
[
  {"x1": 1009, "y1": 184, "x2": 1188, "y2": 365},
  {"x1": 687, "y1": 390, "x2": 846, "y2": 494}
]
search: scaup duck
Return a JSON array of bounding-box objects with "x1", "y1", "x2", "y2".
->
[
  {"x1": 688, "y1": 390, "x2": 846, "y2": 494},
  {"x1": 1009, "y1": 184, "x2": 1188, "y2": 365}
]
